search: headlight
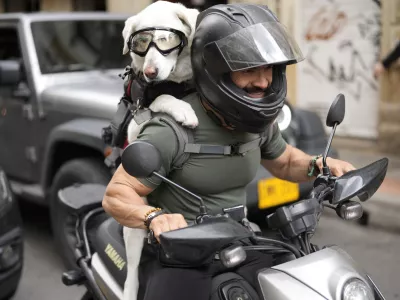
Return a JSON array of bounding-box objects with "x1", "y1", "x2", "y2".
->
[
  {"x1": 277, "y1": 104, "x2": 292, "y2": 131},
  {"x1": 0, "y1": 170, "x2": 13, "y2": 216},
  {"x1": 342, "y1": 279, "x2": 374, "y2": 300}
]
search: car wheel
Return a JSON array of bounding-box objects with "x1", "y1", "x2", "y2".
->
[
  {"x1": 81, "y1": 290, "x2": 95, "y2": 300},
  {"x1": 49, "y1": 158, "x2": 111, "y2": 270}
]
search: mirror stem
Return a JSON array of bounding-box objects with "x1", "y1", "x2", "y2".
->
[
  {"x1": 153, "y1": 172, "x2": 208, "y2": 215},
  {"x1": 322, "y1": 122, "x2": 337, "y2": 176}
]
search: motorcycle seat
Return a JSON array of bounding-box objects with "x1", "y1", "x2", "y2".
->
[{"x1": 57, "y1": 183, "x2": 106, "y2": 215}]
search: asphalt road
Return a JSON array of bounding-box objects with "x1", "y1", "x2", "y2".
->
[{"x1": 11, "y1": 201, "x2": 400, "y2": 300}]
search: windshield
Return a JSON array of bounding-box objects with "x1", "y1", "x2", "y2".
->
[{"x1": 31, "y1": 20, "x2": 130, "y2": 74}]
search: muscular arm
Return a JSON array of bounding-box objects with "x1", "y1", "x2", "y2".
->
[
  {"x1": 102, "y1": 116, "x2": 183, "y2": 233},
  {"x1": 261, "y1": 144, "x2": 355, "y2": 182},
  {"x1": 261, "y1": 144, "x2": 313, "y2": 183},
  {"x1": 102, "y1": 165, "x2": 155, "y2": 229}
]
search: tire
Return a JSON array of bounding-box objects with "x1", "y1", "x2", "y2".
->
[
  {"x1": 49, "y1": 158, "x2": 111, "y2": 270},
  {"x1": 81, "y1": 290, "x2": 95, "y2": 300}
]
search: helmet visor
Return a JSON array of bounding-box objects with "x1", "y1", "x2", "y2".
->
[{"x1": 213, "y1": 22, "x2": 304, "y2": 71}]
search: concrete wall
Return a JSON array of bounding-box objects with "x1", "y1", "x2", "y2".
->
[
  {"x1": 294, "y1": 0, "x2": 381, "y2": 139},
  {"x1": 41, "y1": 0, "x2": 72, "y2": 11},
  {"x1": 106, "y1": 0, "x2": 151, "y2": 13},
  {"x1": 378, "y1": 0, "x2": 400, "y2": 153}
]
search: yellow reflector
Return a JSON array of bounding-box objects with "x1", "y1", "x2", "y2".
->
[{"x1": 258, "y1": 178, "x2": 299, "y2": 209}]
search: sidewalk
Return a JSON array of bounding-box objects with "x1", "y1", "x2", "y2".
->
[{"x1": 331, "y1": 137, "x2": 400, "y2": 233}]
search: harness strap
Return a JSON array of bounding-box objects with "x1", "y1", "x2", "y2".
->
[
  {"x1": 184, "y1": 129, "x2": 270, "y2": 156},
  {"x1": 133, "y1": 109, "x2": 152, "y2": 125},
  {"x1": 184, "y1": 144, "x2": 232, "y2": 155},
  {"x1": 158, "y1": 115, "x2": 194, "y2": 169}
]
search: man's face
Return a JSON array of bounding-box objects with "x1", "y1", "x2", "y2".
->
[{"x1": 230, "y1": 65, "x2": 273, "y2": 98}]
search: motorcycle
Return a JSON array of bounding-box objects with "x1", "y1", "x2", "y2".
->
[{"x1": 59, "y1": 94, "x2": 387, "y2": 300}]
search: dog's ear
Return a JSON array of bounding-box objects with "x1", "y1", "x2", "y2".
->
[
  {"x1": 175, "y1": 5, "x2": 199, "y2": 42},
  {"x1": 122, "y1": 15, "x2": 138, "y2": 55}
]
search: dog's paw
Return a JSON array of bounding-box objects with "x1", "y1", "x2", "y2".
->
[
  {"x1": 178, "y1": 103, "x2": 199, "y2": 128},
  {"x1": 150, "y1": 95, "x2": 199, "y2": 128},
  {"x1": 127, "y1": 119, "x2": 149, "y2": 143}
]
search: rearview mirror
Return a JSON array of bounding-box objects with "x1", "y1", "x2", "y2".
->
[
  {"x1": 121, "y1": 141, "x2": 162, "y2": 178},
  {"x1": 332, "y1": 158, "x2": 388, "y2": 204},
  {"x1": 0, "y1": 60, "x2": 21, "y2": 86},
  {"x1": 326, "y1": 94, "x2": 345, "y2": 127},
  {"x1": 319, "y1": 94, "x2": 346, "y2": 176}
]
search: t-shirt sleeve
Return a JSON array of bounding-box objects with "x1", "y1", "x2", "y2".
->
[
  {"x1": 260, "y1": 122, "x2": 287, "y2": 160},
  {"x1": 134, "y1": 118, "x2": 178, "y2": 189}
]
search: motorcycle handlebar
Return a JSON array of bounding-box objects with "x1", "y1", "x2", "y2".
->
[{"x1": 310, "y1": 183, "x2": 328, "y2": 199}]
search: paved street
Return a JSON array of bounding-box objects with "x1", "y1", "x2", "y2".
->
[
  {"x1": 11, "y1": 201, "x2": 85, "y2": 300},
  {"x1": 11, "y1": 201, "x2": 400, "y2": 300}
]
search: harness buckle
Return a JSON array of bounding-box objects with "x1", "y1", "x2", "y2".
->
[{"x1": 230, "y1": 143, "x2": 241, "y2": 156}]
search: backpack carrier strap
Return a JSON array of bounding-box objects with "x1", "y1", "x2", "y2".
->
[
  {"x1": 155, "y1": 114, "x2": 274, "y2": 170},
  {"x1": 184, "y1": 133, "x2": 268, "y2": 156},
  {"x1": 156, "y1": 114, "x2": 195, "y2": 169},
  {"x1": 184, "y1": 127, "x2": 272, "y2": 156}
]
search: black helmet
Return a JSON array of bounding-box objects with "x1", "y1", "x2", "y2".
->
[{"x1": 191, "y1": 4, "x2": 304, "y2": 133}]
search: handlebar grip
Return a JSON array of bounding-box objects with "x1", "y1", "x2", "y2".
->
[{"x1": 311, "y1": 183, "x2": 327, "y2": 199}]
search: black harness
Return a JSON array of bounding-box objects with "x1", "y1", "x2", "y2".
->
[{"x1": 102, "y1": 66, "x2": 196, "y2": 168}]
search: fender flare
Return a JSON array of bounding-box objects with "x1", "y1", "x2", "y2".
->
[{"x1": 40, "y1": 118, "x2": 110, "y2": 189}]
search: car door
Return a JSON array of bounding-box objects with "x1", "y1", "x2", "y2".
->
[{"x1": 0, "y1": 23, "x2": 36, "y2": 182}]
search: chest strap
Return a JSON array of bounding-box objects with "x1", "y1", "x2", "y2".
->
[{"x1": 184, "y1": 134, "x2": 268, "y2": 156}]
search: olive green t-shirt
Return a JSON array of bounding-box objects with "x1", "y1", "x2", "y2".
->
[{"x1": 136, "y1": 93, "x2": 287, "y2": 221}]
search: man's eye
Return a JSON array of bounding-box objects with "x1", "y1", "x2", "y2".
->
[{"x1": 243, "y1": 69, "x2": 254, "y2": 74}]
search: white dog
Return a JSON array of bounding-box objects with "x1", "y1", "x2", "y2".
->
[{"x1": 120, "y1": 2, "x2": 199, "y2": 300}]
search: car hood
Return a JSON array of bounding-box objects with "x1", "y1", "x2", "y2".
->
[{"x1": 41, "y1": 74, "x2": 124, "y2": 120}]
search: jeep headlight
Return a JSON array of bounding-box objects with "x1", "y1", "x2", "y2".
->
[
  {"x1": 342, "y1": 279, "x2": 374, "y2": 300},
  {"x1": 0, "y1": 170, "x2": 13, "y2": 216},
  {"x1": 277, "y1": 104, "x2": 292, "y2": 131}
]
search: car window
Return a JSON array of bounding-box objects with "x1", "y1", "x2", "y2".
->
[
  {"x1": 0, "y1": 27, "x2": 21, "y2": 60},
  {"x1": 0, "y1": 26, "x2": 28, "y2": 97},
  {"x1": 31, "y1": 20, "x2": 130, "y2": 74}
]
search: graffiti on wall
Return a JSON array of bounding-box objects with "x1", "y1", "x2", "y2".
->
[{"x1": 296, "y1": 0, "x2": 381, "y2": 138}]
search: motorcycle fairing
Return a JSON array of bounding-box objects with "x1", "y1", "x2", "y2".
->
[
  {"x1": 258, "y1": 246, "x2": 373, "y2": 300},
  {"x1": 94, "y1": 218, "x2": 127, "y2": 288}
]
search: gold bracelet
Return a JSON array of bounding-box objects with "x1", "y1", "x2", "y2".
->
[{"x1": 144, "y1": 207, "x2": 162, "y2": 219}]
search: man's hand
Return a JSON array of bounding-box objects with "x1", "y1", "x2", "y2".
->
[
  {"x1": 316, "y1": 157, "x2": 356, "y2": 177},
  {"x1": 149, "y1": 213, "x2": 188, "y2": 242}
]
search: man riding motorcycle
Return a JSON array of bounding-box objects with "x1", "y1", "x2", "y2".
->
[{"x1": 102, "y1": 4, "x2": 355, "y2": 300}]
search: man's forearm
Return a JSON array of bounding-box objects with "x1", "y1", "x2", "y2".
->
[
  {"x1": 262, "y1": 145, "x2": 355, "y2": 181},
  {"x1": 281, "y1": 146, "x2": 314, "y2": 182},
  {"x1": 262, "y1": 145, "x2": 315, "y2": 183},
  {"x1": 102, "y1": 165, "x2": 155, "y2": 229},
  {"x1": 103, "y1": 185, "x2": 153, "y2": 229}
]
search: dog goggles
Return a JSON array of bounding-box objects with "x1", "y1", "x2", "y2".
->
[{"x1": 128, "y1": 27, "x2": 188, "y2": 57}]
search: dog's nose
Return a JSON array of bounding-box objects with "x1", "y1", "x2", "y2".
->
[{"x1": 144, "y1": 66, "x2": 158, "y2": 79}]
